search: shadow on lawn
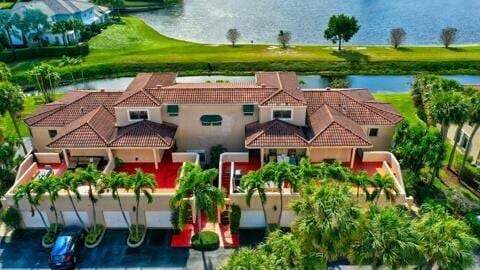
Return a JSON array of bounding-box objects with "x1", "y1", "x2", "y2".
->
[{"x1": 331, "y1": 50, "x2": 370, "y2": 69}]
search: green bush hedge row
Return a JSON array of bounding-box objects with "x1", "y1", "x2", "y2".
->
[
  {"x1": 0, "y1": 45, "x2": 89, "y2": 63},
  {"x1": 459, "y1": 164, "x2": 480, "y2": 191},
  {"x1": 191, "y1": 231, "x2": 220, "y2": 251}
]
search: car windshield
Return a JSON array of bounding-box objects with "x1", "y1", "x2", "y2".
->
[{"x1": 51, "y1": 235, "x2": 74, "y2": 256}]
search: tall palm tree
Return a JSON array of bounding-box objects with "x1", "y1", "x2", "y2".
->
[
  {"x1": 130, "y1": 169, "x2": 156, "y2": 237},
  {"x1": 28, "y1": 63, "x2": 60, "y2": 103},
  {"x1": 414, "y1": 205, "x2": 479, "y2": 270},
  {"x1": 291, "y1": 183, "x2": 359, "y2": 261},
  {"x1": 262, "y1": 162, "x2": 297, "y2": 226},
  {"x1": 13, "y1": 182, "x2": 49, "y2": 231},
  {"x1": 37, "y1": 176, "x2": 63, "y2": 232},
  {"x1": 0, "y1": 82, "x2": 27, "y2": 154},
  {"x1": 460, "y1": 92, "x2": 480, "y2": 176},
  {"x1": 297, "y1": 157, "x2": 324, "y2": 187},
  {"x1": 349, "y1": 206, "x2": 420, "y2": 269},
  {"x1": 170, "y1": 162, "x2": 225, "y2": 232},
  {"x1": 430, "y1": 91, "x2": 469, "y2": 143},
  {"x1": 348, "y1": 170, "x2": 371, "y2": 203},
  {"x1": 66, "y1": 19, "x2": 84, "y2": 45},
  {"x1": 240, "y1": 170, "x2": 269, "y2": 234},
  {"x1": 446, "y1": 94, "x2": 470, "y2": 169},
  {"x1": 324, "y1": 160, "x2": 351, "y2": 182},
  {"x1": 58, "y1": 171, "x2": 87, "y2": 230},
  {"x1": 0, "y1": 10, "x2": 16, "y2": 54},
  {"x1": 76, "y1": 164, "x2": 101, "y2": 230},
  {"x1": 51, "y1": 20, "x2": 69, "y2": 46},
  {"x1": 371, "y1": 173, "x2": 398, "y2": 205},
  {"x1": 98, "y1": 172, "x2": 132, "y2": 233}
]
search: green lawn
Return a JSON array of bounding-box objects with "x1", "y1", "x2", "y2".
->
[
  {"x1": 373, "y1": 93, "x2": 422, "y2": 125},
  {"x1": 0, "y1": 1, "x2": 15, "y2": 9},
  {"x1": 9, "y1": 16, "x2": 480, "y2": 81}
]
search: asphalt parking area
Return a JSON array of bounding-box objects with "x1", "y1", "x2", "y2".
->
[{"x1": 0, "y1": 229, "x2": 265, "y2": 269}]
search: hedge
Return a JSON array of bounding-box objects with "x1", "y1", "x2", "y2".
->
[
  {"x1": 229, "y1": 204, "x2": 241, "y2": 234},
  {"x1": 0, "y1": 45, "x2": 89, "y2": 63},
  {"x1": 459, "y1": 163, "x2": 480, "y2": 192},
  {"x1": 191, "y1": 231, "x2": 220, "y2": 251}
]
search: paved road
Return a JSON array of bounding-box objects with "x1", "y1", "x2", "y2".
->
[{"x1": 0, "y1": 229, "x2": 265, "y2": 269}]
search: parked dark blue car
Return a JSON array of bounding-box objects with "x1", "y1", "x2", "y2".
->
[{"x1": 49, "y1": 226, "x2": 85, "y2": 269}]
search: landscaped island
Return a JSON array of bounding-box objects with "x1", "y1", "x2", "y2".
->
[{"x1": 7, "y1": 16, "x2": 480, "y2": 84}]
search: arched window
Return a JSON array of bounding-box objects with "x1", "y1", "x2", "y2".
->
[{"x1": 200, "y1": 115, "x2": 222, "y2": 126}]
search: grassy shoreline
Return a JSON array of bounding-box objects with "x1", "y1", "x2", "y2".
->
[{"x1": 8, "y1": 16, "x2": 480, "y2": 85}]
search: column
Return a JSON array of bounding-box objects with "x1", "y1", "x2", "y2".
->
[
  {"x1": 350, "y1": 148, "x2": 356, "y2": 169},
  {"x1": 153, "y1": 148, "x2": 159, "y2": 170},
  {"x1": 260, "y1": 148, "x2": 264, "y2": 167},
  {"x1": 107, "y1": 148, "x2": 114, "y2": 161},
  {"x1": 63, "y1": 149, "x2": 69, "y2": 167}
]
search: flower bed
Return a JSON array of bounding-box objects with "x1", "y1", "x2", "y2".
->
[
  {"x1": 85, "y1": 225, "x2": 106, "y2": 248},
  {"x1": 191, "y1": 231, "x2": 220, "y2": 251},
  {"x1": 128, "y1": 225, "x2": 147, "y2": 248},
  {"x1": 42, "y1": 223, "x2": 63, "y2": 248}
]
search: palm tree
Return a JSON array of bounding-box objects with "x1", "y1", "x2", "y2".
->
[
  {"x1": 0, "y1": 82, "x2": 27, "y2": 154},
  {"x1": 58, "y1": 171, "x2": 87, "y2": 230},
  {"x1": 0, "y1": 10, "x2": 16, "y2": 54},
  {"x1": 66, "y1": 19, "x2": 84, "y2": 45},
  {"x1": 446, "y1": 94, "x2": 470, "y2": 169},
  {"x1": 414, "y1": 205, "x2": 479, "y2": 270},
  {"x1": 291, "y1": 183, "x2": 359, "y2": 261},
  {"x1": 130, "y1": 169, "x2": 156, "y2": 237},
  {"x1": 370, "y1": 173, "x2": 398, "y2": 205},
  {"x1": 349, "y1": 206, "x2": 420, "y2": 269},
  {"x1": 13, "y1": 182, "x2": 49, "y2": 231},
  {"x1": 297, "y1": 157, "x2": 324, "y2": 187},
  {"x1": 430, "y1": 91, "x2": 469, "y2": 143},
  {"x1": 348, "y1": 170, "x2": 371, "y2": 203},
  {"x1": 0, "y1": 63, "x2": 12, "y2": 82},
  {"x1": 76, "y1": 164, "x2": 101, "y2": 231},
  {"x1": 459, "y1": 91, "x2": 480, "y2": 175},
  {"x1": 37, "y1": 176, "x2": 63, "y2": 232},
  {"x1": 324, "y1": 160, "x2": 351, "y2": 182},
  {"x1": 170, "y1": 162, "x2": 225, "y2": 232},
  {"x1": 262, "y1": 162, "x2": 297, "y2": 226},
  {"x1": 98, "y1": 172, "x2": 132, "y2": 233},
  {"x1": 240, "y1": 170, "x2": 269, "y2": 234},
  {"x1": 51, "y1": 20, "x2": 69, "y2": 46},
  {"x1": 28, "y1": 63, "x2": 60, "y2": 103}
]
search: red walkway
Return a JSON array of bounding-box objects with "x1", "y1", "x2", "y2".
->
[{"x1": 115, "y1": 152, "x2": 181, "y2": 188}]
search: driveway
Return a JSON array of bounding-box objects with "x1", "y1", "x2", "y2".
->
[{"x1": 0, "y1": 229, "x2": 265, "y2": 269}]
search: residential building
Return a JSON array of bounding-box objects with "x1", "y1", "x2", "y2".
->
[
  {"x1": 4, "y1": 72, "x2": 411, "y2": 230},
  {"x1": 9, "y1": 0, "x2": 110, "y2": 46}
]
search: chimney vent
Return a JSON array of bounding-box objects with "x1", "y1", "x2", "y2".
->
[
  {"x1": 99, "y1": 88, "x2": 105, "y2": 92},
  {"x1": 325, "y1": 87, "x2": 331, "y2": 91},
  {"x1": 156, "y1": 84, "x2": 163, "y2": 89},
  {"x1": 261, "y1": 84, "x2": 266, "y2": 88}
]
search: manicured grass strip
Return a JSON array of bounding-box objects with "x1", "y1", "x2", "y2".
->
[{"x1": 373, "y1": 93, "x2": 422, "y2": 125}]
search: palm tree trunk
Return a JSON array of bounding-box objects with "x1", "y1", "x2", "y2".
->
[
  {"x1": 460, "y1": 123, "x2": 479, "y2": 177},
  {"x1": 116, "y1": 192, "x2": 131, "y2": 233},
  {"x1": 9, "y1": 110, "x2": 27, "y2": 154},
  {"x1": 34, "y1": 204, "x2": 49, "y2": 232},
  {"x1": 63, "y1": 33, "x2": 67, "y2": 47},
  {"x1": 375, "y1": 189, "x2": 382, "y2": 206},
  {"x1": 356, "y1": 186, "x2": 360, "y2": 203},
  {"x1": 135, "y1": 198, "x2": 140, "y2": 236},
  {"x1": 260, "y1": 200, "x2": 269, "y2": 234},
  {"x1": 448, "y1": 125, "x2": 462, "y2": 169},
  {"x1": 5, "y1": 28, "x2": 16, "y2": 56},
  {"x1": 67, "y1": 190, "x2": 87, "y2": 230},
  {"x1": 277, "y1": 188, "x2": 283, "y2": 227},
  {"x1": 441, "y1": 125, "x2": 449, "y2": 143},
  {"x1": 88, "y1": 183, "x2": 97, "y2": 229},
  {"x1": 50, "y1": 197, "x2": 59, "y2": 232},
  {"x1": 197, "y1": 208, "x2": 202, "y2": 232}
]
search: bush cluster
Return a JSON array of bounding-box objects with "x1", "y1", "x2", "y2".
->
[
  {"x1": 0, "y1": 207, "x2": 22, "y2": 229},
  {"x1": 0, "y1": 45, "x2": 89, "y2": 63},
  {"x1": 85, "y1": 224, "x2": 105, "y2": 245},
  {"x1": 229, "y1": 204, "x2": 241, "y2": 234},
  {"x1": 191, "y1": 231, "x2": 220, "y2": 251}
]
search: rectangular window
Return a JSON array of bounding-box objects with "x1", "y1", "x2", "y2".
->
[
  {"x1": 243, "y1": 104, "x2": 254, "y2": 116},
  {"x1": 167, "y1": 105, "x2": 179, "y2": 116},
  {"x1": 460, "y1": 133, "x2": 469, "y2": 150},
  {"x1": 272, "y1": 109, "x2": 292, "y2": 120},
  {"x1": 368, "y1": 128, "x2": 379, "y2": 137},
  {"x1": 200, "y1": 115, "x2": 222, "y2": 126},
  {"x1": 128, "y1": 110, "x2": 149, "y2": 121},
  {"x1": 48, "y1": 130, "x2": 57, "y2": 138}
]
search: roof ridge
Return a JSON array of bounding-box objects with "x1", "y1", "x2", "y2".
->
[
  {"x1": 86, "y1": 106, "x2": 112, "y2": 143},
  {"x1": 260, "y1": 89, "x2": 306, "y2": 106},
  {"x1": 145, "y1": 120, "x2": 170, "y2": 145},
  {"x1": 337, "y1": 91, "x2": 397, "y2": 124}
]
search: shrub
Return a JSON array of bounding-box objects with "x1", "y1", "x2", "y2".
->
[
  {"x1": 0, "y1": 45, "x2": 89, "y2": 63},
  {"x1": 465, "y1": 213, "x2": 480, "y2": 238},
  {"x1": 445, "y1": 188, "x2": 479, "y2": 215},
  {"x1": 43, "y1": 223, "x2": 63, "y2": 245},
  {"x1": 191, "y1": 231, "x2": 220, "y2": 251},
  {"x1": 114, "y1": 157, "x2": 123, "y2": 169},
  {"x1": 128, "y1": 225, "x2": 146, "y2": 244},
  {"x1": 229, "y1": 204, "x2": 241, "y2": 234},
  {"x1": 0, "y1": 207, "x2": 22, "y2": 229},
  {"x1": 210, "y1": 144, "x2": 227, "y2": 168},
  {"x1": 459, "y1": 163, "x2": 480, "y2": 191},
  {"x1": 85, "y1": 225, "x2": 105, "y2": 245}
]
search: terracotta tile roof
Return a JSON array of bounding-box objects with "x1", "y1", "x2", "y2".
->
[
  {"x1": 308, "y1": 105, "x2": 371, "y2": 147},
  {"x1": 304, "y1": 90, "x2": 403, "y2": 125},
  {"x1": 260, "y1": 90, "x2": 306, "y2": 106},
  {"x1": 109, "y1": 120, "x2": 177, "y2": 148},
  {"x1": 256, "y1": 72, "x2": 306, "y2": 106},
  {"x1": 245, "y1": 120, "x2": 308, "y2": 148},
  {"x1": 26, "y1": 91, "x2": 122, "y2": 127},
  {"x1": 126, "y1": 72, "x2": 176, "y2": 91},
  {"x1": 48, "y1": 106, "x2": 115, "y2": 148},
  {"x1": 114, "y1": 89, "x2": 161, "y2": 107}
]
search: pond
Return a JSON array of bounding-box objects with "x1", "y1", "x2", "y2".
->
[
  {"x1": 133, "y1": 0, "x2": 480, "y2": 45},
  {"x1": 56, "y1": 75, "x2": 480, "y2": 93}
]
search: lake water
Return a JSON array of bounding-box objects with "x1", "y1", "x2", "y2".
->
[
  {"x1": 133, "y1": 0, "x2": 480, "y2": 45},
  {"x1": 56, "y1": 75, "x2": 480, "y2": 93}
]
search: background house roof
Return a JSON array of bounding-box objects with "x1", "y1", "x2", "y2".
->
[{"x1": 12, "y1": 0, "x2": 94, "y2": 17}]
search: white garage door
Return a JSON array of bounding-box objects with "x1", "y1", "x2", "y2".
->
[
  {"x1": 145, "y1": 211, "x2": 173, "y2": 228},
  {"x1": 279, "y1": 211, "x2": 296, "y2": 227},
  {"x1": 62, "y1": 211, "x2": 90, "y2": 226},
  {"x1": 21, "y1": 210, "x2": 49, "y2": 228},
  {"x1": 240, "y1": 211, "x2": 266, "y2": 228},
  {"x1": 103, "y1": 211, "x2": 131, "y2": 228}
]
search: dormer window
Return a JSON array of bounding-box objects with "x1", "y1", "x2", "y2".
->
[
  {"x1": 272, "y1": 109, "x2": 292, "y2": 120},
  {"x1": 128, "y1": 110, "x2": 149, "y2": 121}
]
